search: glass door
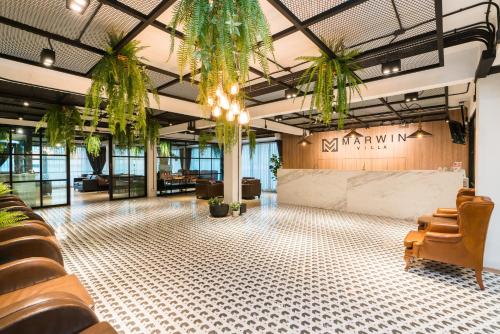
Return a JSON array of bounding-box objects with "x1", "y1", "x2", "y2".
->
[{"x1": 110, "y1": 141, "x2": 146, "y2": 200}]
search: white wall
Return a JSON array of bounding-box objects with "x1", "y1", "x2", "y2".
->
[{"x1": 476, "y1": 73, "x2": 500, "y2": 270}]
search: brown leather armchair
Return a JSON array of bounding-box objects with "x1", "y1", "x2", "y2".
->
[
  {"x1": 0, "y1": 292, "x2": 118, "y2": 334},
  {"x1": 0, "y1": 196, "x2": 22, "y2": 203},
  {"x1": 0, "y1": 221, "x2": 54, "y2": 242},
  {"x1": 242, "y1": 178, "x2": 261, "y2": 199},
  {"x1": 0, "y1": 236, "x2": 63, "y2": 266},
  {"x1": 0, "y1": 201, "x2": 27, "y2": 210},
  {"x1": 0, "y1": 258, "x2": 66, "y2": 295},
  {"x1": 195, "y1": 180, "x2": 223, "y2": 199},
  {"x1": 404, "y1": 196, "x2": 494, "y2": 289},
  {"x1": 417, "y1": 188, "x2": 475, "y2": 233}
]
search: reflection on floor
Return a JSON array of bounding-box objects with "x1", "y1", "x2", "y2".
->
[
  {"x1": 37, "y1": 194, "x2": 500, "y2": 334},
  {"x1": 71, "y1": 188, "x2": 110, "y2": 206}
]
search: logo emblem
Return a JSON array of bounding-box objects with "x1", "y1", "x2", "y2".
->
[{"x1": 322, "y1": 138, "x2": 338, "y2": 152}]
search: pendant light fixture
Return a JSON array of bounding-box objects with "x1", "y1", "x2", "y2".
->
[
  {"x1": 343, "y1": 128, "x2": 363, "y2": 139},
  {"x1": 297, "y1": 128, "x2": 311, "y2": 146},
  {"x1": 408, "y1": 120, "x2": 432, "y2": 139}
]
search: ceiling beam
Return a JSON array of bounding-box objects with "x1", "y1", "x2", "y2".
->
[
  {"x1": 379, "y1": 98, "x2": 403, "y2": 120},
  {"x1": 266, "y1": 0, "x2": 335, "y2": 58}
]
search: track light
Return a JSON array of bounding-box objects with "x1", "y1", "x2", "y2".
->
[
  {"x1": 274, "y1": 115, "x2": 283, "y2": 122},
  {"x1": 285, "y1": 88, "x2": 299, "y2": 99},
  {"x1": 187, "y1": 121, "x2": 196, "y2": 134},
  {"x1": 66, "y1": 0, "x2": 90, "y2": 14},
  {"x1": 23, "y1": 101, "x2": 29, "y2": 107},
  {"x1": 381, "y1": 59, "x2": 401, "y2": 75},
  {"x1": 404, "y1": 92, "x2": 418, "y2": 102},
  {"x1": 40, "y1": 48, "x2": 55, "y2": 67}
]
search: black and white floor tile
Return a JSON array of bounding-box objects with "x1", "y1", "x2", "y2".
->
[{"x1": 37, "y1": 194, "x2": 500, "y2": 334}]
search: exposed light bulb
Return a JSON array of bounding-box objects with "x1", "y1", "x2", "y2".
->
[
  {"x1": 212, "y1": 105, "x2": 222, "y2": 118},
  {"x1": 69, "y1": 2, "x2": 83, "y2": 12},
  {"x1": 16, "y1": 128, "x2": 23, "y2": 134},
  {"x1": 219, "y1": 94, "x2": 230, "y2": 110},
  {"x1": 23, "y1": 101, "x2": 29, "y2": 107},
  {"x1": 207, "y1": 96, "x2": 214, "y2": 106},
  {"x1": 230, "y1": 101, "x2": 240, "y2": 115},
  {"x1": 216, "y1": 85, "x2": 223, "y2": 98},
  {"x1": 226, "y1": 110, "x2": 235, "y2": 122},
  {"x1": 230, "y1": 83, "x2": 239, "y2": 95},
  {"x1": 238, "y1": 110, "x2": 249, "y2": 125}
]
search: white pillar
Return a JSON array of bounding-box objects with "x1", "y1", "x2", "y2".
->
[
  {"x1": 223, "y1": 128, "x2": 242, "y2": 204},
  {"x1": 476, "y1": 73, "x2": 500, "y2": 270},
  {"x1": 147, "y1": 143, "x2": 156, "y2": 197}
]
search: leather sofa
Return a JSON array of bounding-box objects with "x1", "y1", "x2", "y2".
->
[
  {"x1": 74, "y1": 175, "x2": 109, "y2": 192},
  {"x1": 0, "y1": 236, "x2": 63, "y2": 266},
  {"x1": 242, "y1": 178, "x2": 261, "y2": 199},
  {"x1": 195, "y1": 179, "x2": 223, "y2": 199},
  {"x1": 0, "y1": 292, "x2": 118, "y2": 334},
  {"x1": 404, "y1": 196, "x2": 494, "y2": 289}
]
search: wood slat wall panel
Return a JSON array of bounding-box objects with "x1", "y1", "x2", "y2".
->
[{"x1": 282, "y1": 120, "x2": 468, "y2": 172}]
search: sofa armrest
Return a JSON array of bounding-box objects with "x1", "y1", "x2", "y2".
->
[
  {"x1": 0, "y1": 236, "x2": 63, "y2": 266},
  {"x1": 425, "y1": 232, "x2": 462, "y2": 243},
  {"x1": 0, "y1": 292, "x2": 98, "y2": 334},
  {"x1": 0, "y1": 257, "x2": 67, "y2": 294},
  {"x1": 432, "y1": 212, "x2": 458, "y2": 218},
  {"x1": 435, "y1": 208, "x2": 457, "y2": 214},
  {"x1": 0, "y1": 222, "x2": 53, "y2": 242}
]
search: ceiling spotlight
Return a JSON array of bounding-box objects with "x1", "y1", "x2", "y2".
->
[
  {"x1": 187, "y1": 121, "x2": 196, "y2": 133},
  {"x1": 408, "y1": 121, "x2": 432, "y2": 139},
  {"x1": 381, "y1": 59, "x2": 401, "y2": 75},
  {"x1": 404, "y1": 92, "x2": 418, "y2": 102},
  {"x1": 66, "y1": 0, "x2": 90, "y2": 14},
  {"x1": 445, "y1": 118, "x2": 450, "y2": 123},
  {"x1": 285, "y1": 88, "x2": 299, "y2": 99},
  {"x1": 16, "y1": 128, "x2": 23, "y2": 134},
  {"x1": 40, "y1": 48, "x2": 55, "y2": 67},
  {"x1": 343, "y1": 129, "x2": 363, "y2": 139},
  {"x1": 18, "y1": 114, "x2": 23, "y2": 121},
  {"x1": 274, "y1": 115, "x2": 283, "y2": 122},
  {"x1": 23, "y1": 101, "x2": 29, "y2": 107}
]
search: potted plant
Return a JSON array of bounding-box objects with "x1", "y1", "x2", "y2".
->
[
  {"x1": 269, "y1": 154, "x2": 282, "y2": 181},
  {"x1": 208, "y1": 197, "x2": 229, "y2": 218},
  {"x1": 230, "y1": 202, "x2": 240, "y2": 217}
]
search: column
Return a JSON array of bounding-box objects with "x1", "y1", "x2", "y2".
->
[
  {"x1": 223, "y1": 128, "x2": 242, "y2": 204},
  {"x1": 476, "y1": 72, "x2": 500, "y2": 270},
  {"x1": 146, "y1": 143, "x2": 156, "y2": 197}
]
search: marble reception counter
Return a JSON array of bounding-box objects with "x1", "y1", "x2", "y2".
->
[{"x1": 277, "y1": 169, "x2": 465, "y2": 220}]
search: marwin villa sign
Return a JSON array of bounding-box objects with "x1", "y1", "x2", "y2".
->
[{"x1": 321, "y1": 133, "x2": 407, "y2": 153}]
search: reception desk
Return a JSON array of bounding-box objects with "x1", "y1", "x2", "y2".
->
[{"x1": 277, "y1": 169, "x2": 465, "y2": 220}]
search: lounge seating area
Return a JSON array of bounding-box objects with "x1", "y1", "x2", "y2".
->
[
  {"x1": 0, "y1": 193, "x2": 118, "y2": 333},
  {"x1": 73, "y1": 175, "x2": 110, "y2": 193}
]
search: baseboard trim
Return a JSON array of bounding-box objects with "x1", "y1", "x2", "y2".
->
[{"x1": 485, "y1": 267, "x2": 500, "y2": 274}]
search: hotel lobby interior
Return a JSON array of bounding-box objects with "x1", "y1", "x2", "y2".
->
[{"x1": 1, "y1": 0, "x2": 500, "y2": 333}]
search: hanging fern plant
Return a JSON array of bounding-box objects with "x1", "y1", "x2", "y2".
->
[
  {"x1": 159, "y1": 140, "x2": 171, "y2": 157},
  {"x1": 85, "y1": 31, "x2": 159, "y2": 151},
  {"x1": 247, "y1": 129, "x2": 256, "y2": 159},
  {"x1": 35, "y1": 105, "x2": 82, "y2": 152},
  {"x1": 198, "y1": 131, "x2": 214, "y2": 154},
  {"x1": 296, "y1": 39, "x2": 363, "y2": 128},
  {"x1": 85, "y1": 135, "x2": 101, "y2": 158},
  {"x1": 169, "y1": 0, "x2": 274, "y2": 150}
]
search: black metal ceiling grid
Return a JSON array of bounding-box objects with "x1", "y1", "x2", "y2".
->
[
  {"x1": 159, "y1": 82, "x2": 198, "y2": 102},
  {"x1": 0, "y1": 0, "x2": 102, "y2": 40},
  {"x1": 118, "y1": 0, "x2": 163, "y2": 15},
  {"x1": 278, "y1": 0, "x2": 348, "y2": 21},
  {"x1": 80, "y1": 4, "x2": 140, "y2": 49},
  {"x1": 146, "y1": 69, "x2": 176, "y2": 89}
]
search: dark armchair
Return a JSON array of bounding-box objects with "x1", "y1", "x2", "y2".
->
[
  {"x1": 242, "y1": 178, "x2": 261, "y2": 199},
  {"x1": 195, "y1": 179, "x2": 223, "y2": 199}
]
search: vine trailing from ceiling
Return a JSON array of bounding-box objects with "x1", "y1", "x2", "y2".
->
[
  {"x1": 35, "y1": 105, "x2": 83, "y2": 152},
  {"x1": 84, "y1": 135, "x2": 101, "y2": 158},
  {"x1": 296, "y1": 39, "x2": 363, "y2": 128},
  {"x1": 0, "y1": 128, "x2": 9, "y2": 154},
  {"x1": 159, "y1": 140, "x2": 171, "y2": 157},
  {"x1": 169, "y1": 0, "x2": 274, "y2": 151},
  {"x1": 85, "y1": 31, "x2": 159, "y2": 155},
  {"x1": 247, "y1": 129, "x2": 256, "y2": 159},
  {"x1": 198, "y1": 131, "x2": 214, "y2": 154}
]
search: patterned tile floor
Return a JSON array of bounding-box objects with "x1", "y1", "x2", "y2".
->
[{"x1": 37, "y1": 194, "x2": 500, "y2": 334}]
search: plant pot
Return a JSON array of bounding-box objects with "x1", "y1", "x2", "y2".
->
[
  {"x1": 239, "y1": 203, "x2": 247, "y2": 214},
  {"x1": 232, "y1": 210, "x2": 239, "y2": 217},
  {"x1": 209, "y1": 204, "x2": 229, "y2": 217}
]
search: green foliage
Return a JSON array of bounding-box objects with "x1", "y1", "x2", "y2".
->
[
  {"x1": 35, "y1": 105, "x2": 82, "y2": 152},
  {"x1": 0, "y1": 209, "x2": 28, "y2": 229},
  {"x1": 269, "y1": 154, "x2": 282, "y2": 181},
  {"x1": 85, "y1": 31, "x2": 159, "y2": 146},
  {"x1": 0, "y1": 128, "x2": 9, "y2": 154},
  {"x1": 169, "y1": 0, "x2": 274, "y2": 150},
  {"x1": 0, "y1": 182, "x2": 11, "y2": 196},
  {"x1": 208, "y1": 197, "x2": 223, "y2": 206},
  {"x1": 296, "y1": 39, "x2": 363, "y2": 128},
  {"x1": 145, "y1": 118, "x2": 160, "y2": 148},
  {"x1": 159, "y1": 140, "x2": 171, "y2": 157},
  {"x1": 247, "y1": 129, "x2": 256, "y2": 159},
  {"x1": 229, "y1": 202, "x2": 240, "y2": 211},
  {"x1": 198, "y1": 131, "x2": 214, "y2": 154},
  {"x1": 85, "y1": 135, "x2": 101, "y2": 157}
]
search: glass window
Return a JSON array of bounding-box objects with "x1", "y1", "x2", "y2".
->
[{"x1": 242, "y1": 141, "x2": 279, "y2": 192}]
